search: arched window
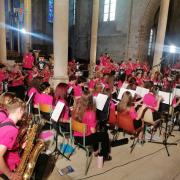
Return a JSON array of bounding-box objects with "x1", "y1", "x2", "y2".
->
[{"x1": 103, "y1": 0, "x2": 116, "y2": 22}]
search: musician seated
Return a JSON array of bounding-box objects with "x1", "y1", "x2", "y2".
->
[
  {"x1": 117, "y1": 91, "x2": 146, "y2": 142},
  {"x1": 53, "y1": 83, "x2": 70, "y2": 132},
  {"x1": 73, "y1": 91, "x2": 111, "y2": 161},
  {"x1": 143, "y1": 81, "x2": 163, "y2": 121},
  {"x1": 0, "y1": 98, "x2": 25, "y2": 180},
  {"x1": 35, "y1": 82, "x2": 53, "y2": 120}
]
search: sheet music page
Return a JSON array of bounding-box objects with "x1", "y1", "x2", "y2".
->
[
  {"x1": 117, "y1": 88, "x2": 136, "y2": 100},
  {"x1": 158, "y1": 91, "x2": 172, "y2": 105},
  {"x1": 122, "y1": 82, "x2": 128, "y2": 88},
  {"x1": 96, "y1": 93, "x2": 108, "y2": 111},
  {"x1": 136, "y1": 86, "x2": 149, "y2": 97},
  {"x1": 51, "y1": 101, "x2": 65, "y2": 122},
  {"x1": 67, "y1": 86, "x2": 73, "y2": 94}
]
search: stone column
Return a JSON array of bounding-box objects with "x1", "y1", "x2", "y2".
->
[
  {"x1": 24, "y1": 0, "x2": 32, "y2": 52},
  {"x1": 53, "y1": 0, "x2": 69, "y2": 87},
  {"x1": 152, "y1": 0, "x2": 170, "y2": 70},
  {"x1": 89, "y1": 0, "x2": 99, "y2": 78},
  {"x1": 0, "y1": 0, "x2": 7, "y2": 64}
]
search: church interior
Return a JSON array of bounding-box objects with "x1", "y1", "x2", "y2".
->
[{"x1": 0, "y1": 0, "x2": 180, "y2": 179}]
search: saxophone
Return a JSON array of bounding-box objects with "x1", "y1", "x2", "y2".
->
[
  {"x1": 16, "y1": 124, "x2": 38, "y2": 174},
  {"x1": 16, "y1": 123, "x2": 45, "y2": 180},
  {"x1": 23, "y1": 140, "x2": 45, "y2": 180}
]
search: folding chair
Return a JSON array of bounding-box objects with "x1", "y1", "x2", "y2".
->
[
  {"x1": 117, "y1": 111, "x2": 144, "y2": 153},
  {"x1": 70, "y1": 119, "x2": 93, "y2": 175},
  {"x1": 38, "y1": 103, "x2": 53, "y2": 129}
]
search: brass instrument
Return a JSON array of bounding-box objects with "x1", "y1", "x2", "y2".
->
[
  {"x1": 23, "y1": 140, "x2": 45, "y2": 180},
  {"x1": 16, "y1": 124, "x2": 38, "y2": 175},
  {"x1": 16, "y1": 122, "x2": 45, "y2": 180}
]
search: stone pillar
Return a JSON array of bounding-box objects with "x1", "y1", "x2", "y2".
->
[
  {"x1": 24, "y1": 0, "x2": 32, "y2": 52},
  {"x1": 0, "y1": 0, "x2": 7, "y2": 64},
  {"x1": 89, "y1": 0, "x2": 99, "y2": 78},
  {"x1": 152, "y1": 0, "x2": 170, "y2": 70},
  {"x1": 53, "y1": 0, "x2": 69, "y2": 87}
]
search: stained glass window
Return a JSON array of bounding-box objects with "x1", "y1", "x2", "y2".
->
[{"x1": 48, "y1": 0, "x2": 54, "y2": 23}]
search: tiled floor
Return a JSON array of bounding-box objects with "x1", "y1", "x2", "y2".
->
[{"x1": 47, "y1": 126, "x2": 180, "y2": 180}]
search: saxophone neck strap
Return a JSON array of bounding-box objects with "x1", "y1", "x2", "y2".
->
[{"x1": 0, "y1": 121, "x2": 16, "y2": 128}]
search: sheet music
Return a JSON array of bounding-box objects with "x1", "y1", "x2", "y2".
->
[
  {"x1": 117, "y1": 88, "x2": 136, "y2": 100},
  {"x1": 136, "y1": 86, "x2": 149, "y2": 97},
  {"x1": 158, "y1": 91, "x2": 173, "y2": 105},
  {"x1": 95, "y1": 93, "x2": 108, "y2": 111},
  {"x1": 51, "y1": 101, "x2": 65, "y2": 122},
  {"x1": 122, "y1": 82, "x2": 128, "y2": 88},
  {"x1": 67, "y1": 86, "x2": 73, "y2": 94}
]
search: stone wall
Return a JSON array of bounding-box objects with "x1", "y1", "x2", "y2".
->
[{"x1": 73, "y1": 0, "x2": 161, "y2": 63}]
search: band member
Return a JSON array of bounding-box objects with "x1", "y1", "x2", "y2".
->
[
  {"x1": 22, "y1": 50, "x2": 34, "y2": 71},
  {"x1": 0, "y1": 98, "x2": 25, "y2": 180}
]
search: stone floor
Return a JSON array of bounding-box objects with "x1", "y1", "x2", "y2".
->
[{"x1": 46, "y1": 126, "x2": 180, "y2": 180}]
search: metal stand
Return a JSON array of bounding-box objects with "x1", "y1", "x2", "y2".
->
[
  {"x1": 52, "y1": 123, "x2": 71, "y2": 161},
  {"x1": 149, "y1": 113, "x2": 177, "y2": 156}
]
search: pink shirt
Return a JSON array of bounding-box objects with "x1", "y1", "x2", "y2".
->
[
  {"x1": 11, "y1": 72, "x2": 24, "y2": 87},
  {"x1": 0, "y1": 118, "x2": 20, "y2": 173},
  {"x1": 88, "y1": 79, "x2": 96, "y2": 89},
  {"x1": 28, "y1": 87, "x2": 39, "y2": 105},
  {"x1": 23, "y1": 54, "x2": 34, "y2": 69},
  {"x1": 74, "y1": 110, "x2": 97, "y2": 137},
  {"x1": 143, "y1": 92, "x2": 157, "y2": 111},
  {"x1": 36, "y1": 93, "x2": 53, "y2": 105},
  {"x1": 73, "y1": 85, "x2": 83, "y2": 97}
]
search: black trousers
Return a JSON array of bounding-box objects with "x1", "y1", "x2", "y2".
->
[{"x1": 75, "y1": 131, "x2": 110, "y2": 157}]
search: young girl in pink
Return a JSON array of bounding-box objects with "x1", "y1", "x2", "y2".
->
[
  {"x1": 143, "y1": 81, "x2": 163, "y2": 120},
  {"x1": 73, "y1": 91, "x2": 111, "y2": 161}
]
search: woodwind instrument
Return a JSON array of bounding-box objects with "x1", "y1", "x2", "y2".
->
[
  {"x1": 23, "y1": 140, "x2": 45, "y2": 180},
  {"x1": 16, "y1": 124, "x2": 38, "y2": 175}
]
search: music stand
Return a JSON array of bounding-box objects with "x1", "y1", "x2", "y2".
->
[
  {"x1": 149, "y1": 89, "x2": 177, "y2": 156},
  {"x1": 50, "y1": 101, "x2": 71, "y2": 160}
]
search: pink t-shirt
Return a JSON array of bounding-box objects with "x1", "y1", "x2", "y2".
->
[
  {"x1": 73, "y1": 85, "x2": 83, "y2": 97},
  {"x1": 23, "y1": 54, "x2": 34, "y2": 69},
  {"x1": 143, "y1": 92, "x2": 157, "y2": 111},
  {"x1": 0, "y1": 119, "x2": 20, "y2": 173},
  {"x1": 28, "y1": 87, "x2": 39, "y2": 105},
  {"x1": 88, "y1": 79, "x2": 96, "y2": 89},
  {"x1": 11, "y1": 72, "x2": 24, "y2": 87},
  {"x1": 74, "y1": 110, "x2": 97, "y2": 137},
  {"x1": 36, "y1": 93, "x2": 53, "y2": 105}
]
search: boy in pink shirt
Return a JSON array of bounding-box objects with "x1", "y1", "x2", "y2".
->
[{"x1": 0, "y1": 97, "x2": 25, "y2": 180}]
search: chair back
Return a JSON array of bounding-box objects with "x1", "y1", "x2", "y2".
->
[
  {"x1": 108, "y1": 108, "x2": 117, "y2": 125},
  {"x1": 39, "y1": 104, "x2": 52, "y2": 113},
  {"x1": 140, "y1": 108, "x2": 154, "y2": 124},
  {"x1": 71, "y1": 119, "x2": 87, "y2": 146},
  {"x1": 117, "y1": 111, "x2": 135, "y2": 134}
]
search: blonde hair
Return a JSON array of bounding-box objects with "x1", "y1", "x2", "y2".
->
[
  {"x1": 117, "y1": 91, "x2": 133, "y2": 112},
  {"x1": 5, "y1": 97, "x2": 25, "y2": 114},
  {"x1": 0, "y1": 92, "x2": 16, "y2": 108}
]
